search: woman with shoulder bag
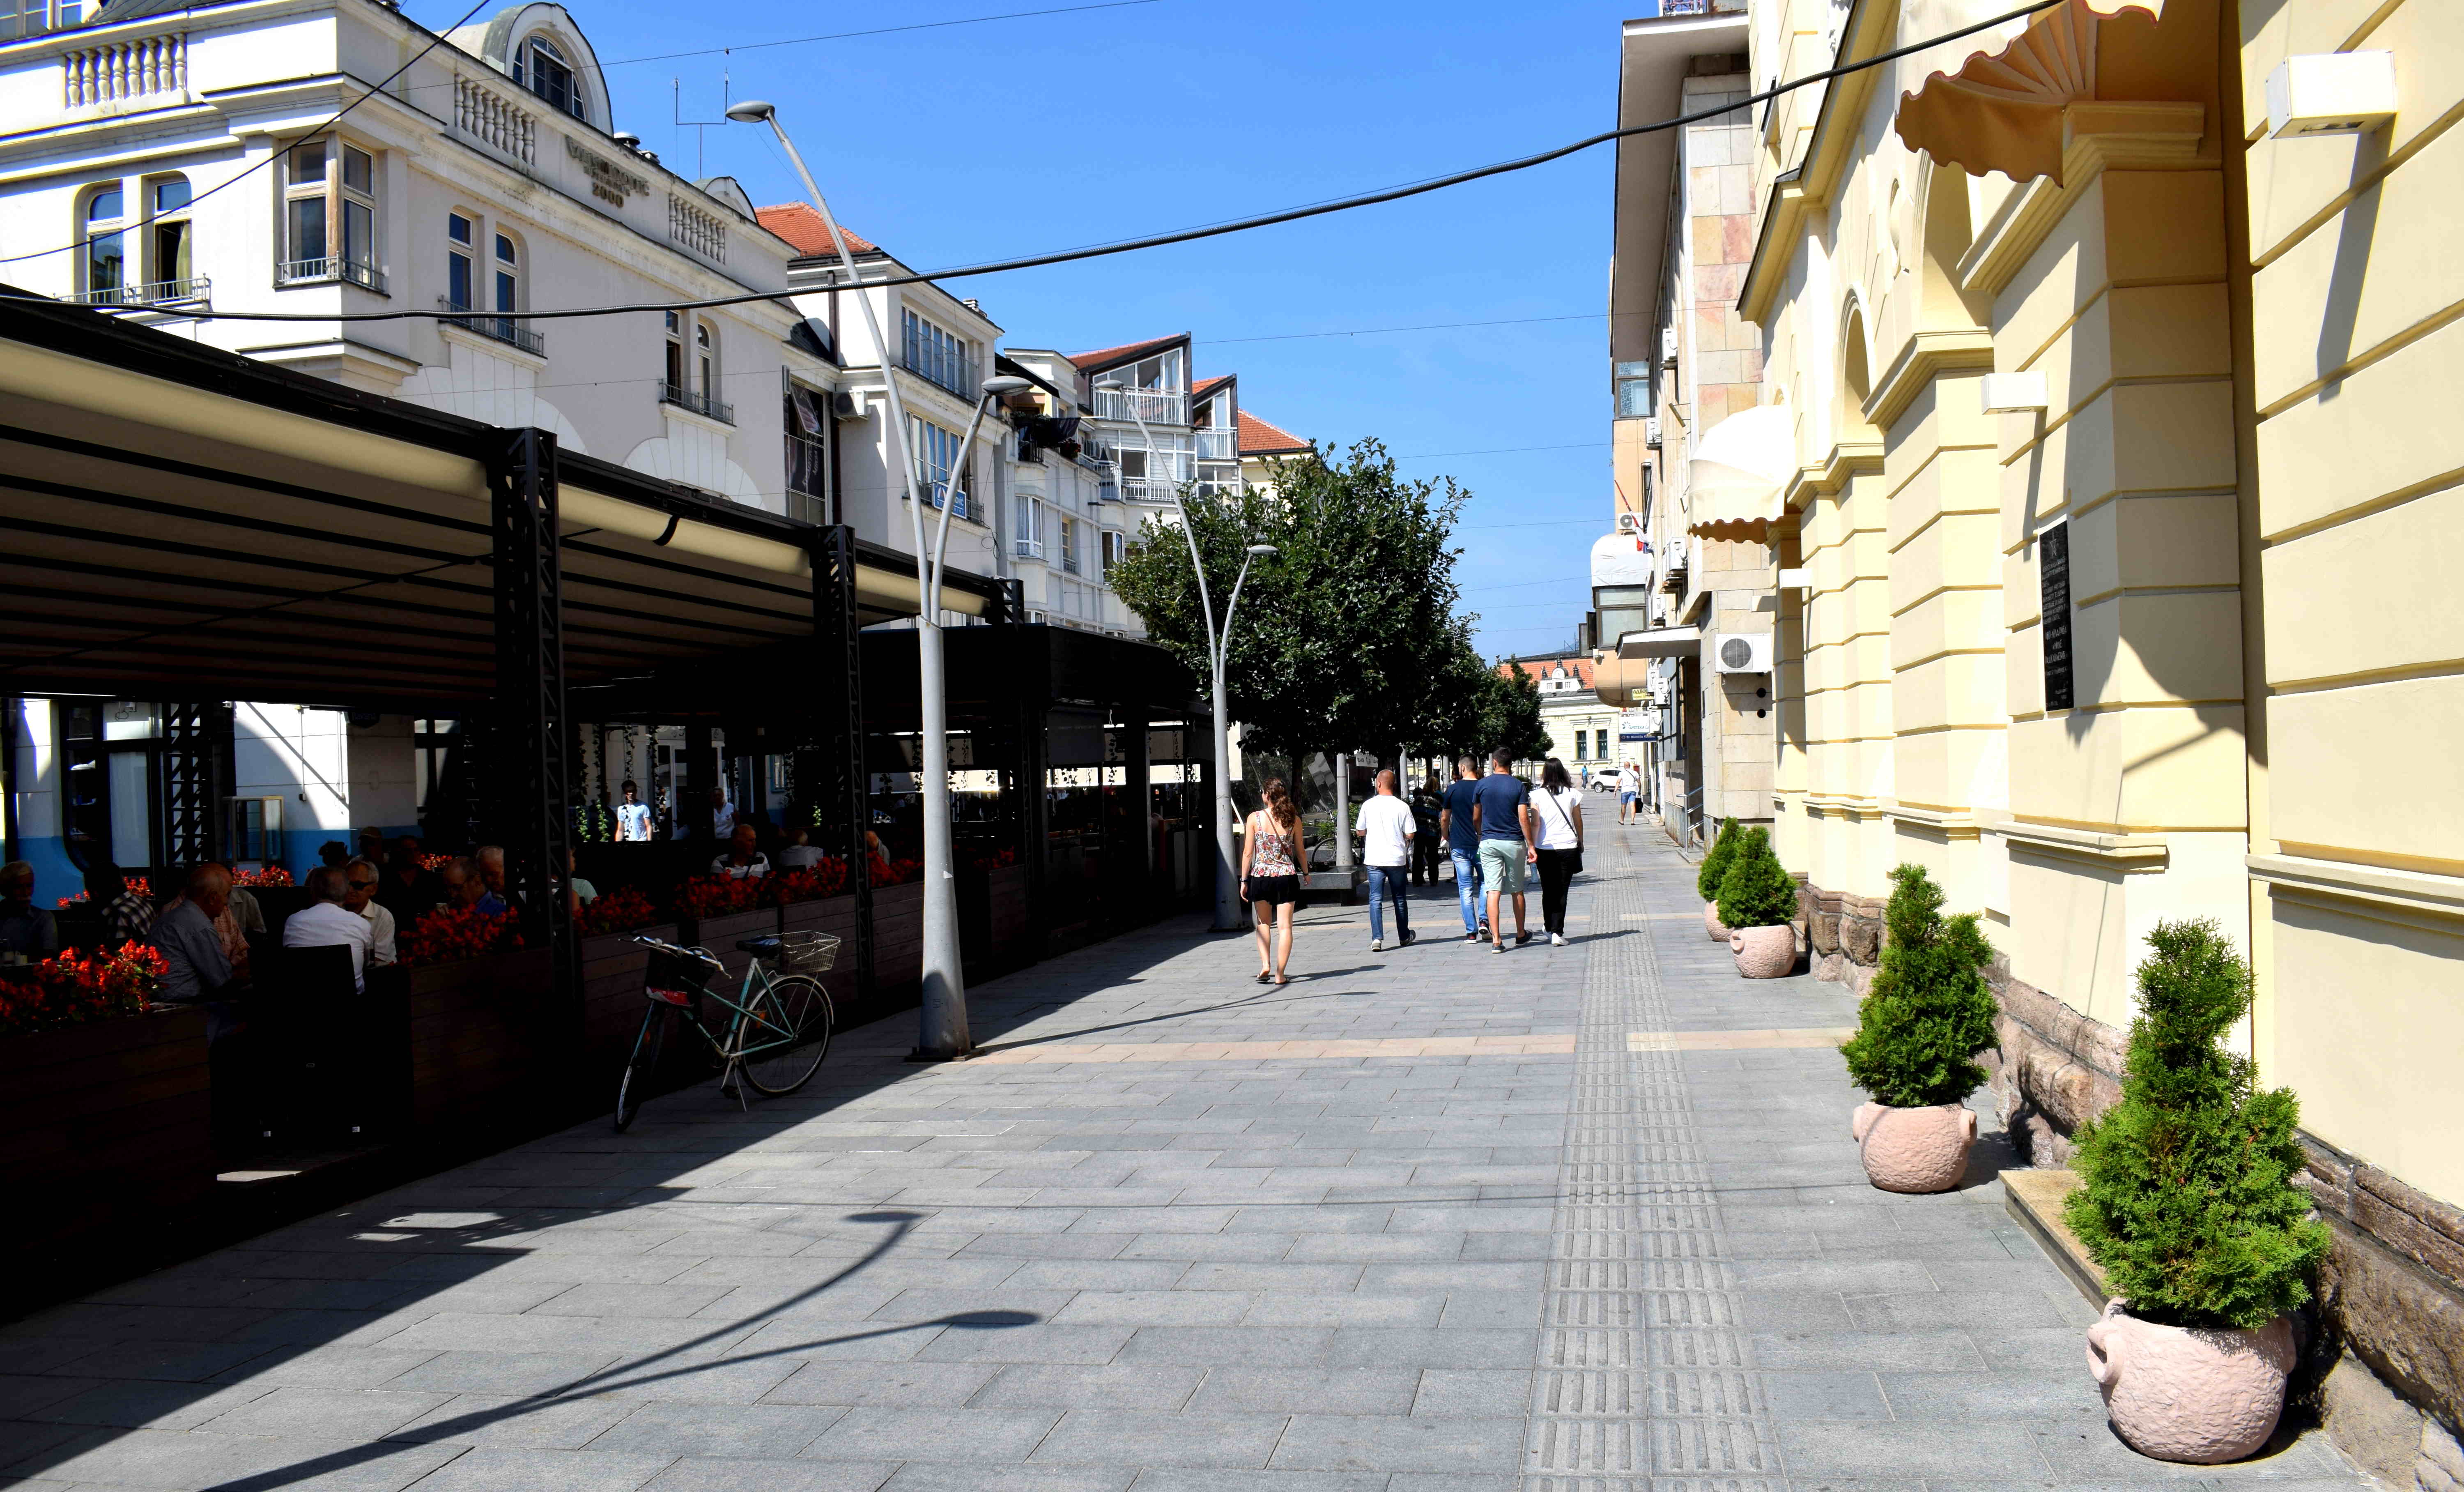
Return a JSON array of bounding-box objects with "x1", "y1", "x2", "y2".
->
[
  {"x1": 1239, "y1": 777, "x2": 1306, "y2": 984},
  {"x1": 1532, "y1": 758, "x2": 1586, "y2": 946}
]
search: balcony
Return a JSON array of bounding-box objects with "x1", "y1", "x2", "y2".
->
[
  {"x1": 441, "y1": 302, "x2": 545, "y2": 356},
  {"x1": 899, "y1": 348, "x2": 977, "y2": 401},
  {"x1": 1093, "y1": 386, "x2": 1188, "y2": 426},
  {"x1": 1195, "y1": 426, "x2": 1237, "y2": 461},
  {"x1": 280, "y1": 257, "x2": 386, "y2": 294},
  {"x1": 661, "y1": 382, "x2": 734, "y2": 424},
  {"x1": 65, "y1": 276, "x2": 210, "y2": 308},
  {"x1": 1119, "y1": 475, "x2": 1188, "y2": 505}
]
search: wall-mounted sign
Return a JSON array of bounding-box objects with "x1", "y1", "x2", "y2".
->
[
  {"x1": 2039, "y1": 520, "x2": 2073, "y2": 713},
  {"x1": 566, "y1": 138, "x2": 648, "y2": 207}
]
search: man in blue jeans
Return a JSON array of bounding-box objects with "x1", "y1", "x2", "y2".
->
[
  {"x1": 1437, "y1": 756, "x2": 1487, "y2": 942},
  {"x1": 1353, "y1": 769, "x2": 1417, "y2": 952}
]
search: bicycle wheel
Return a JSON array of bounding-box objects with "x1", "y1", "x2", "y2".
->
[
  {"x1": 738, "y1": 973, "x2": 834, "y2": 1095},
  {"x1": 613, "y1": 1004, "x2": 668, "y2": 1132}
]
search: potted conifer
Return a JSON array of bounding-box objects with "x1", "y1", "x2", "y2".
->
[
  {"x1": 1697, "y1": 817, "x2": 1741, "y2": 939},
  {"x1": 1837, "y1": 864, "x2": 1997, "y2": 1192},
  {"x1": 1717, "y1": 827, "x2": 1798, "y2": 978},
  {"x1": 2063, "y1": 920, "x2": 2329, "y2": 1465}
]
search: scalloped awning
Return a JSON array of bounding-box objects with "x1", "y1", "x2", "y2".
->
[
  {"x1": 1894, "y1": 0, "x2": 2165, "y2": 185},
  {"x1": 1685, "y1": 404, "x2": 1795, "y2": 545}
]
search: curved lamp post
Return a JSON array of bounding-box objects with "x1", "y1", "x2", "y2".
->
[
  {"x1": 727, "y1": 99, "x2": 1028, "y2": 1060},
  {"x1": 1109, "y1": 395, "x2": 1276, "y2": 930}
]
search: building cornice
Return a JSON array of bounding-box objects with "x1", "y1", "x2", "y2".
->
[
  {"x1": 1738, "y1": 0, "x2": 1901, "y2": 327},
  {"x1": 1864, "y1": 328, "x2": 1997, "y2": 431},
  {"x1": 1997, "y1": 818, "x2": 2170, "y2": 870},
  {"x1": 1955, "y1": 101, "x2": 2209, "y2": 299},
  {"x1": 2248, "y1": 852, "x2": 2464, "y2": 928}
]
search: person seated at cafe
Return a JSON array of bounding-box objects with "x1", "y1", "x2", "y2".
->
[
  {"x1": 355, "y1": 827, "x2": 389, "y2": 868},
  {"x1": 379, "y1": 836, "x2": 446, "y2": 920},
  {"x1": 473, "y1": 846, "x2": 512, "y2": 916},
  {"x1": 284, "y1": 865, "x2": 374, "y2": 992},
  {"x1": 85, "y1": 860, "x2": 154, "y2": 946},
  {"x1": 317, "y1": 840, "x2": 351, "y2": 870},
  {"x1": 214, "y1": 858, "x2": 267, "y2": 941},
  {"x1": 344, "y1": 857, "x2": 395, "y2": 967},
  {"x1": 149, "y1": 863, "x2": 241, "y2": 1004},
  {"x1": 778, "y1": 825, "x2": 824, "y2": 870},
  {"x1": 439, "y1": 856, "x2": 489, "y2": 913},
  {"x1": 0, "y1": 860, "x2": 59, "y2": 960},
  {"x1": 710, "y1": 822, "x2": 770, "y2": 880},
  {"x1": 564, "y1": 847, "x2": 598, "y2": 921}
]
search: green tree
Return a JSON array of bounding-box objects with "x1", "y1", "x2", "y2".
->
[
  {"x1": 2063, "y1": 920, "x2": 2329, "y2": 1329},
  {"x1": 1715, "y1": 827, "x2": 1796, "y2": 928},
  {"x1": 1477, "y1": 660, "x2": 1551, "y2": 765},
  {"x1": 1837, "y1": 864, "x2": 2000, "y2": 1107},
  {"x1": 1696, "y1": 817, "x2": 1742, "y2": 902}
]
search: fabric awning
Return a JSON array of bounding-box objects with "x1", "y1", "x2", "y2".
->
[
  {"x1": 1615, "y1": 626, "x2": 1702, "y2": 660},
  {"x1": 1684, "y1": 404, "x2": 1795, "y2": 544},
  {"x1": 1894, "y1": 0, "x2": 2166, "y2": 185}
]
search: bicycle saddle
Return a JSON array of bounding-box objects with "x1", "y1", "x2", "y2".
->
[{"x1": 737, "y1": 935, "x2": 782, "y2": 956}]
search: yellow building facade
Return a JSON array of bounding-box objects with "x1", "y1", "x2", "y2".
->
[{"x1": 1728, "y1": 0, "x2": 2463, "y2": 1460}]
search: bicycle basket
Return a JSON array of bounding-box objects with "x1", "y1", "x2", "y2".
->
[
  {"x1": 644, "y1": 945, "x2": 722, "y2": 1004},
  {"x1": 771, "y1": 931, "x2": 840, "y2": 976}
]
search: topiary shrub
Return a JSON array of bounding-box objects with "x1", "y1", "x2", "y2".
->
[
  {"x1": 2062, "y1": 919, "x2": 2329, "y2": 1329},
  {"x1": 1837, "y1": 863, "x2": 1999, "y2": 1107},
  {"x1": 1696, "y1": 817, "x2": 1742, "y2": 902},
  {"x1": 1715, "y1": 827, "x2": 1797, "y2": 928}
]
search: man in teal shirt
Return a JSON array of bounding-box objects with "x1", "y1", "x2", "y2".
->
[{"x1": 1471, "y1": 750, "x2": 1535, "y2": 951}]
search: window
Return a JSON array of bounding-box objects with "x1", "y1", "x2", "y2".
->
[
  {"x1": 446, "y1": 212, "x2": 473, "y2": 310},
  {"x1": 1058, "y1": 516, "x2": 1078, "y2": 574},
  {"x1": 1015, "y1": 496, "x2": 1044, "y2": 559},
  {"x1": 906, "y1": 415, "x2": 973, "y2": 521},
  {"x1": 785, "y1": 386, "x2": 827, "y2": 523},
  {"x1": 279, "y1": 137, "x2": 384, "y2": 291},
  {"x1": 513, "y1": 34, "x2": 585, "y2": 121},
  {"x1": 1614, "y1": 359, "x2": 1652, "y2": 418},
  {"x1": 899, "y1": 308, "x2": 975, "y2": 398},
  {"x1": 663, "y1": 309, "x2": 685, "y2": 392},
  {"x1": 148, "y1": 176, "x2": 191, "y2": 287},
  {"x1": 695, "y1": 321, "x2": 715, "y2": 398},
  {"x1": 493, "y1": 231, "x2": 519, "y2": 315},
  {"x1": 1101, "y1": 530, "x2": 1126, "y2": 575},
  {"x1": 81, "y1": 184, "x2": 124, "y2": 297}
]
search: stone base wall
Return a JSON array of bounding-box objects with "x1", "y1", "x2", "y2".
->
[
  {"x1": 1801, "y1": 882, "x2": 1885, "y2": 995},
  {"x1": 1805, "y1": 929, "x2": 2464, "y2": 1457}
]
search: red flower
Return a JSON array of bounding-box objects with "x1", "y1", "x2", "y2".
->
[
  {"x1": 673, "y1": 873, "x2": 761, "y2": 920},
  {"x1": 398, "y1": 905, "x2": 522, "y2": 968},
  {"x1": 234, "y1": 866, "x2": 293, "y2": 887},
  {"x1": 579, "y1": 885, "x2": 658, "y2": 936},
  {"x1": 762, "y1": 859, "x2": 849, "y2": 906},
  {"x1": 0, "y1": 942, "x2": 165, "y2": 1037}
]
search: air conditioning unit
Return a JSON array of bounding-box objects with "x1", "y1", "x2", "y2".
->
[
  {"x1": 1644, "y1": 417, "x2": 1662, "y2": 448},
  {"x1": 1616, "y1": 511, "x2": 1644, "y2": 536},
  {"x1": 1660, "y1": 328, "x2": 1678, "y2": 366},
  {"x1": 831, "y1": 390, "x2": 864, "y2": 421},
  {"x1": 1024, "y1": 609, "x2": 1048, "y2": 625},
  {"x1": 1713, "y1": 632, "x2": 1774, "y2": 675}
]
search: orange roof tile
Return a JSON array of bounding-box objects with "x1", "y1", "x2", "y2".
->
[
  {"x1": 755, "y1": 202, "x2": 878, "y2": 258},
  {"x1": 1066, "y1": 334, "x2": 1186, "y2": 373},
  {"x1": 1237, "y1": 410, "x2": 1310, "y2": 456},
  {"x1": 1192, "y1": 374, "x2": 1234, "y2": 399}
]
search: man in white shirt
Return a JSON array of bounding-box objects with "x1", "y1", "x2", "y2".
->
[
  {"x1": 343, "y1": 858, "x2": 396, "y2": 967},
  {"x1": 283, "y1": 865, "x2": 376, "y2": 992},
  {"x1": 615, "y1": 779, "x2": 653, "y2": 842},
  {"x1": 1353, "y1": 769, "x2": 1418, "y2": 953}
]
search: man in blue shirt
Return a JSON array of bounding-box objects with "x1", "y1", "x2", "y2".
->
[
  {"x1": 1471, "y1": 749, "x2": 1535, "y2": 951},
  {"x1": 1437, "y1": 757, "x2": 1487, "y2": 942}
]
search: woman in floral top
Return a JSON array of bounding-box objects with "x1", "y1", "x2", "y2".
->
[{"x1": 1239, "y1": 777, "x2": 1306, "y2": 985}]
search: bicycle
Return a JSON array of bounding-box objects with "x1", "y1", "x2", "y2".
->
[{"x1": 612, "y1": 929, "x2": 838, "y2": 1132}]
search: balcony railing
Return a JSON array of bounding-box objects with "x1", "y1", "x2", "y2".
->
[
  {"x1": 661, "y1": 382, "x2": 734, "y2": 424},
  {"x1": 280, "y1": 256, "x2": 386, "y2": 294},
  {"x1": 441, "y1": 302, "x2": 546, "y2": 356},
  {"x1": 1093, "y1": 386, "x2": 1188, "y2": 426},
  {"x1": 65, "y1": 276, "x2": 210, "y2": 308},
  {"x1": 1119, "y1": 475, "x2": 1188, "y2": 505},
  {"x1": 899, "y1": 348, "x2": 978, "y2": 400},
  {"x1": 1195, "y1": 426, "x2": 1237, "y2": 460}
]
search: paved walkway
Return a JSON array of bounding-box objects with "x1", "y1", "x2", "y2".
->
[{"x1": 1, "y1": 832, "x2": 2367, "y2": 1492}]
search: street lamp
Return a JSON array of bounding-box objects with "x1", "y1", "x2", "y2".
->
[
  {"x1": 1105, "y1": 390, "x2": 1275, "y2": 932},
  {"x1": 726, "y1": 98, "x2": 1023, "y2": 1060}
]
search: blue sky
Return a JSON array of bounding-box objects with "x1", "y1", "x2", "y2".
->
[{"x1": 414, "y1": 0, "x2": 1635, "y2": 659}]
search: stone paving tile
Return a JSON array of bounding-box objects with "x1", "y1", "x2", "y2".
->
[{"x1": 0, "y1": 834, "x2": 2375, "y2": 1492}]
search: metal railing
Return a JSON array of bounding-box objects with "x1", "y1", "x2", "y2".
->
[
  {"x1": 66, "y1": 276, "x2": 210, "y2": 307},
  {"x1": 441, "y1": 302, "x2": 545, "y2": 355},
  {"x1": 660, "y1": 382, "x2": 734, "y2": 424},
  {"x1": 279, "y1": 256, "x2": 386, "y2": 294},
  {"x1": 1092, "y1": 386, "x2": 1188, "y2": 425},
  {"x1": 899, "y1": 347, "x2": 977, "y2": 400}
]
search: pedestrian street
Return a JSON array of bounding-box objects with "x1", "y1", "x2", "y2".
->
[{"x1": 0, "y1": 831, "x2": 2369, "y2": 1492}]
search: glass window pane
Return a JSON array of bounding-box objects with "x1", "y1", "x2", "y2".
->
[
  {"x1": 155, "y1": 219, "x2": 189, "y2": 281},
  {"x1": 86, "y1": 229, "x2": 122, "y2": 290},
  {"x1": 87, "y1": 186, "x2": 121, "y2": 222},
  {"x1": 1616, "y1": 379, "x2": 1652, "y2": 418},
  {"x1": 288, "y1": 196, "x2": 326, "y2": 262},
  {"x1": 289, "y1": 140, "x2": 326, "y2": 185},
  {"x1": 447, "y1": 251, "x2": 469, "y2": 309},
  {"x1": 152, "y1": 177, "x2": 189, "y2": 214},
  {"x1": 109, "y1": 751, "x2": 151, "y2": 868},
  {"x1": 448, "y1": 212, "x2": 472, "y2": 243},
  {"x1": 343, "y1": 198, "x2": 372, "y2": 265},
  {"x1": 494, "y1": 233, "x2": 514, "y2": 264},
  {"x1": 495, "y1": 269, "x2": 515, "y2": 313},
  {"x1": 342, "y1": 145, "x2": 372, "y2": 193}
]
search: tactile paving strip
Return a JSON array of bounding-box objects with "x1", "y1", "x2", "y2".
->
[{"x1": 1520, "y1": 835, "x2": 1782, "y2": 1492}]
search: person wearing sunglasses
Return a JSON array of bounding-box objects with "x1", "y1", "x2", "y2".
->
[{"x1": 343, "y1": 857, "x2": 395, "y2": 967}]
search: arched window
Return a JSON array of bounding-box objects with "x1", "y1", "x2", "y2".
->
[
  {"x1": 81, "y1": 183, "x2": 124, "y2": 299},
  {"x1": 514, "y1": 34, "x2": 585, "y2": 122},
  {"x1": 493, "y1": 231, "x2": 519, "y2": 316},
  {"x1": 146, "y1": 175, "x2": 192, "y2": 289},
  {"x1": 695, "y1": 321, "x2": 715, "y2": 399}
]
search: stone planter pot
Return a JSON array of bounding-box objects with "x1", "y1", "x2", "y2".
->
[
  {"x1": 1729, "y1": 923, "x2": 1794, "y2": 978},
  {"x1": 2086, "y1": 1299, "x2": 2294, "y2": 1464},
  {"x1": 1704, "y1": 900, "x2": 1731, "y2": 941},
  {"x1": 1850, "y1": 1101, "x2": 1977, "y2": 1192}
]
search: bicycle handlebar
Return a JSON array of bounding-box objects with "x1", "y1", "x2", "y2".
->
[{"x1": 632, "y1": 934, "x2": 723, "y2": 968}]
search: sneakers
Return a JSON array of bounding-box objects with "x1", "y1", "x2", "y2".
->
[
  {"x1": 1371, "y1": 938, "x2": 1384, "y2": 953},
  {"x1": 1400, "y1": 930, "x2": 1417, "y2": 946},
  {"x1": 1514, "y1": 930, "x2": 1533, "y2": 947},
  {"x1": 1551, "y1": 932, "x2": 1566, "y2": 946},
  {"x1": 1464, "y1": 931, "x2": 1481, "y2": 944},
  {"x1": 1490, "y1": 940, "x2": 1505, "y2": 954}
]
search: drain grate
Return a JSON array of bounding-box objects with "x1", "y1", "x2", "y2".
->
[{"x1": 1520, "y1": 837, "x2": 1782, "y2": 1492}]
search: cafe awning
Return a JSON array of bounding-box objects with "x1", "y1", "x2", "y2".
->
[
  {"x1": 1894, "y1": 0, "x2": 2168, "y2": 186},
  {"x1": 1684, "y1": 404, "x2": 1795, "y2": 544}
]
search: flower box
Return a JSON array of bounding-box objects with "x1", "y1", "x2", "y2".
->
[
  {"x1": 0, "y1": 1005, "x2": 212, "y2": 1305},
  {"x1": 580, "y1": 921, "x2": 678, "y2": 1081},
  {"x1": 395, "y1": 946, "x2": 559, "y2": 1135}
]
